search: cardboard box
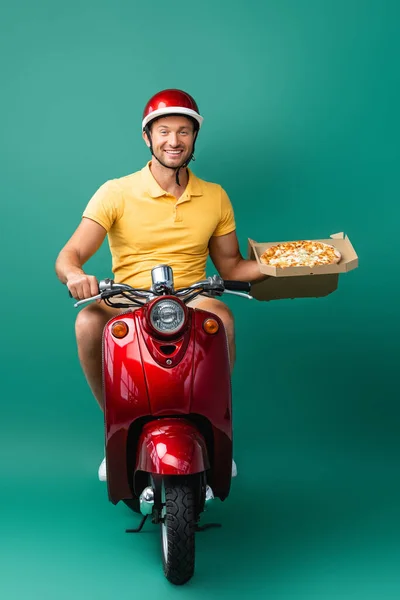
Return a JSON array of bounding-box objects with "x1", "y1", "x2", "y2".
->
[{"x1": 247, "y1": 232, "x2": 358, "y2": 301}]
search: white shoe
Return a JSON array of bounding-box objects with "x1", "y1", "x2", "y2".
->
[
  {"x1": 98, "y1": 457, "x2": 107, "y2": 481},
  {"x1": 205, "y1": 485, "x2": 214, "y2": 501},
  {"x1": 206, "y1": 460, "x2": 237, "y2": 501},
  {"x1": 232, "y1": 459, "x2": 237, "y2": 477}
]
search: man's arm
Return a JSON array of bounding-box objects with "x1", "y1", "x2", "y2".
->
[
  {"x1": 55, "y1": 217, "x2": 107, "y2": 299},
  {"x1": 208, "y1": 231, "x2": 267, "y2": 283}
]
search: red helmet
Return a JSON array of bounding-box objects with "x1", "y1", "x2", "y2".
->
[{"x1": 142, "y1": 89, "x2": 203, "y2": 131}]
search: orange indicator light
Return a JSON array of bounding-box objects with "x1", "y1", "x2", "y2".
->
[
  {"x1": 203, "y1": 319, "x2": 219, "y2": 334},
  {"x1": 111, "y1": 321, "x2": 129, "y2": 339}
]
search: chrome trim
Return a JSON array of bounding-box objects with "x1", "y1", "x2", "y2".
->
[
  {"x1": 151, "y1": 265, "x2": 174, "y2": 293},
  {"x1": 139, "y1": 486, "x2": 154, "y2": 516}
]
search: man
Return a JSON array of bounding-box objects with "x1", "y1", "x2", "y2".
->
[{"x1": 55, "y1": 89, "x2": 266, "y2": 481}]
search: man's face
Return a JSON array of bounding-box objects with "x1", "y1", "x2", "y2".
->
[{"x1": 143, "y1": 115, "x2": 197, "y2": 170}]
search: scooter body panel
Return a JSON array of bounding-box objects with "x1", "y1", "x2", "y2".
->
[{"x1": 103, "y1": 303, "x2": 233, "y2": 505}]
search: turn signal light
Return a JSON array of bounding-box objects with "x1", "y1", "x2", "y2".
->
[
  {"x1": 111, "y1": 321, "x2": 129, "y2": 339},
  {"x1": 203, "y1": 318, "x2": 219, "y2": 334}
]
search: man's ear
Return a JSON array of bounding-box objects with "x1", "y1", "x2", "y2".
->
[{"x1": 142, "y1": 130, "x2": 151, "y2": 147}]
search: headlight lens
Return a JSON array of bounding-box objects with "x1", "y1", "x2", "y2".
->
[{"x1": 149, "y1": 300, "x2": 185, "y2": 334}]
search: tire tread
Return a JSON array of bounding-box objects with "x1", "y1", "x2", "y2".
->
[{"x1": 162, "y1": 479, "x2": 196, "y2": 585}]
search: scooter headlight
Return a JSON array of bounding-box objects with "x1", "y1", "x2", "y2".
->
[{"x1": 149, "y1": 299, "x2": 185, "y2": 334}]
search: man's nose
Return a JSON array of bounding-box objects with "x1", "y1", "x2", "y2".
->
[{"x1": 169, "y1": 132, "x2": 179, "y2": 146}]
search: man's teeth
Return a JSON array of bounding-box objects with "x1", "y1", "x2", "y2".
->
[{"x1": 165, "y1": 150, "x2": 182, "y2": 154}]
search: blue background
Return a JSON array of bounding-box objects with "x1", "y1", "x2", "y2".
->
[{"x1": 1, "y1": 0, "x2": 399, "y2": 597}]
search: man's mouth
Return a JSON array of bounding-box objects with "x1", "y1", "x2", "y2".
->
[{"x1": 164, "y1": 149, "x2": 184, "y2": 156}]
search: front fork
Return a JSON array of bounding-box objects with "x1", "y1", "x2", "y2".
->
[
  {"x1": 126, "y1": 472, "x2": 219, "y2": 534},
  {"x1": 143, "y1": 472, "x2": 208, "y2": 522}
]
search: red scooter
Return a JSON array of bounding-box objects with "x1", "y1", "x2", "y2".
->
[{"x1": 73, "y1": 265, "x2": 252, "y2": 585}]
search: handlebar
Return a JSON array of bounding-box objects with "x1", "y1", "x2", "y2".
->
[
  {"x1": 223, "y1": 280, "x2": 251, "y2": 293},
  {"x1": 68, "y1": 275, "x2": 253, "y2": 307}
]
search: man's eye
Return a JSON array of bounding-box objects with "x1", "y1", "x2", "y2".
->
[{"x1": 180, "y1": 131, "x2": 188, "y2": 136}]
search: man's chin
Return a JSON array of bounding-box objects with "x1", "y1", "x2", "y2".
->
[{"x1": 154, "y1": 152, "x2": 189, "y2": 170}]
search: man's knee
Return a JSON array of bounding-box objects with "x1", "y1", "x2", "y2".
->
[
  {"x1": 75, "y1": 304, "x2": 110, "y2": 342},
  {"x1": 221, "y1": 306, "x2": 235, "y2": 340},
  {"x1": 205, "y1": 301, "x2": 235, "y2": 340}
]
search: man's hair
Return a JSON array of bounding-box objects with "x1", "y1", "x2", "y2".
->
[{"x1": 147, "y1": 114, "x2": 199, "y2": 133}]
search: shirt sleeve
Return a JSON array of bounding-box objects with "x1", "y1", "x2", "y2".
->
[
  {"x1": 212, "y1": 187, "x2": 236, "y2": 237},
  {"x1": 82, "y1": 180, "x2": 123, "y2": 231}
]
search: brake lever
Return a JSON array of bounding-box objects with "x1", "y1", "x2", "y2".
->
[
  {"x1": 224, "y1": 290, "x2": 253, "y2": 299},
  {"x1": 73, "y1": 293, "x2": 103, "y2": 307}
]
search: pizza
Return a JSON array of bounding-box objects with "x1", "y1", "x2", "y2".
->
[{"x1": 259, "y1": 240, "x2": 342, "y2": 269}]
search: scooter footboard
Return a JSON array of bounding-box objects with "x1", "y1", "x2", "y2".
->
[{"x1": 135, "y1": 418, "x2": 210, "y2": 475}]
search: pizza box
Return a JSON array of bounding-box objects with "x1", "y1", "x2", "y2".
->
[{"x1": 247, "y1": 232, "x2": 358, "y2": 301}]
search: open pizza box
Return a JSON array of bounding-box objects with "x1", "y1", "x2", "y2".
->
[{"x1": 247, "y1": 232, "x2": 358, "y2": 301}]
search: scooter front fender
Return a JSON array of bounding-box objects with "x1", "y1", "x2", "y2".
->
[{"x1": 136, "y1": 418, "x2": 209, "y2": 475}]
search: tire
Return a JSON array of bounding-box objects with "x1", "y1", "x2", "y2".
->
[{"x1": 160, "y1": 476, "x2": 199, "y2": 585}]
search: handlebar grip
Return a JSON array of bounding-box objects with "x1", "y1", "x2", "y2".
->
[{"x1": 223, "y1": 280, "x2": 251, "y2": 292}]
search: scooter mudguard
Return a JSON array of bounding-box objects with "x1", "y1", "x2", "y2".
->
[{"x1": 136, "y1": 418, "x2": 210, "y2": 475}]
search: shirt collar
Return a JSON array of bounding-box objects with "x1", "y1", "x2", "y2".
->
[{"x1": 142, "y1": 161, "x2": 203, "y2": 199}]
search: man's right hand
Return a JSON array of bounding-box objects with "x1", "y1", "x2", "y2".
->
[{"x1": 66, "y1": 273, "x2": 99, "y2": 300}]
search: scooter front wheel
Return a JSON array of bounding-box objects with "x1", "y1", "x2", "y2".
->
[{"x1": 160, "y1": 475, "x2": 199, "y2": 585}]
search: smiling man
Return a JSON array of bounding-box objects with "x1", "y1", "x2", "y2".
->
[{"x1": 55, "y1": 89, "x2": 266, "y2": 481}]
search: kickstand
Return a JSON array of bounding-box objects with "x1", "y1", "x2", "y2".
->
[
  {"x1": 126, "y1": 515, "x2": 148, "y2": 533},
  {"x1": 196, "y1": 523, "x2": 222, "y2": 532}
]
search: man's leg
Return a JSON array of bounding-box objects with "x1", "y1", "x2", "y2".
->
[{"x1": 75, "y1": 302, "x2": 122, "y2": 411}]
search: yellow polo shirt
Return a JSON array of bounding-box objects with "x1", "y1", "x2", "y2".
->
[{"x1": 82, "y1": 162, "x2": 236, "y2": 290}]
